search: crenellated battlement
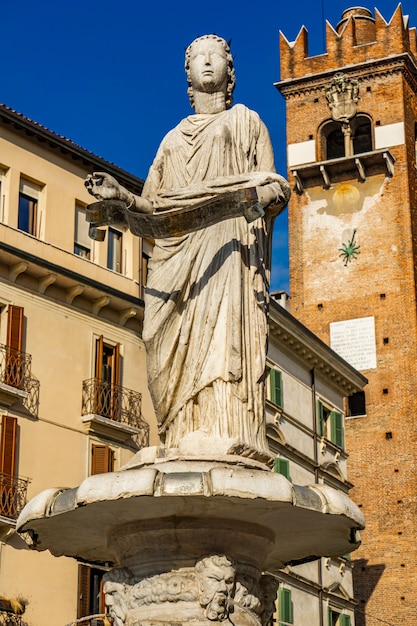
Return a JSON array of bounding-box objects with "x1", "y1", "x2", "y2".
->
[{"x1": 280, "y1": 5, "x2": 417, "y2": 81}]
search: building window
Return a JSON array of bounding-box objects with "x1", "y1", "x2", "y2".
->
[
  {"x1": 94, "y1": 336, "x2": 121, "y2": 420},
  {"x1": 77, "y1": 564, "x2": 106, "y2": 621},
  {"x1": 107, "y1": 228, "x2": 123, "y2": 273},
  {"x1": 4, "y1": 305, "x2": 24, "y2": 388},
  {"x1": 328, "y1": 608, "x2": 351, "y2": 626},
  {"x1": 74, "y1": 204, "x2": 91, "y2": 259},
  {"x1": 0, "y1": 169, "x2": 4, "y2": 223},
  {"x1": 352, "y1": 115, "x2": 373, "y2": 154},
  {"x1": 18, "y1": 178, "x2": 40, "y2": 236},
  {"x1": 278, "y1": 587, "x2": 293, "y2": 625},
  {"x1": 91, "y1": 444, "x2": 114, "y2": 475},
  {"x1": 321, "y1": 114, "x2": 373, "y2": 160},
  {"x1": 95, "y1": 336, "x2": 120, "y2": 386},
  {"x1": 0, "y1": 415, "x2": 17, "y2": 517},
  {"x1": 347, "y1": 391, "x2": 366, "y2": 417},
  {"x1": 139, "y1": 238, "x2": 152, "y2": 299},
  {"x1": 141, "y1": 251, "x2": 150, "y2": 300},
  {"x1": 274, "y1": 457, "x2": 290, "y2": 480},
  {"x1": 267, "y1": 368, "x2": 283, "y2": 408},
  {"x1": 324, "y1": 122, "x2": 345, "y2": 160},
  {"x1": 317, "y1": 400, "x2": 344, "y2": 448}
]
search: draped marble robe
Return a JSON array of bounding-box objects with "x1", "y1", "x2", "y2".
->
[{"x1": 141, "y1": 104, "x2": 289, "y2": 454}]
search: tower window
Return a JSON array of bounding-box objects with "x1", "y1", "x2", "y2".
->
[
  {"x1": 320, "y1": 114, "x2": 373, "y2": 160},
  {"x1": 347, "y1": 391, "x2": 366, "y2": 417},
  {"x1": 352, "y1": 116, "x2": 373, "y2": 154}
]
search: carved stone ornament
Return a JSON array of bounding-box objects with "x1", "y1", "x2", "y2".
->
[
  {"x1": 325, "y1": 72, "x2": 360, "y2": 122},
  {"x1": 102, "y1": 556, "x2": 274, "y2": 626}
]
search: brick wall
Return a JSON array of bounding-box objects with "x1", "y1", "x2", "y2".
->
[{"x1": 279, "y1": 6, "x2": 417, "y2": 624}]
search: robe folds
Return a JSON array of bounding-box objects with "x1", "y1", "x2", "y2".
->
[{"x1": 141, "y1": 104, "x2": 288, "y2": 453}]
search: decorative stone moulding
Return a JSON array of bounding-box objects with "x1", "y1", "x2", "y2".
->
[{"x1": 18, "y1": 456, "x2": 364, "y2": 626}]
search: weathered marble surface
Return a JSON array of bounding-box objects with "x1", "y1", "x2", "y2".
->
[
  {"x1": 17, "y1": 459, "x2": 364, "y2": 567},
  {"x1": 85, "y1": 35, "x2": 290, "y2": 460}
]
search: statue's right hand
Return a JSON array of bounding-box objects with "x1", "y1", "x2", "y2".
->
[{"x1": 85, "y1": 172, "x2": 122, "y2": 201}]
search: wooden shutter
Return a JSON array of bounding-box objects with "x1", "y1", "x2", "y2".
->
[
  {"x1": 278, "y1": 587, "x2": 293, "y2": 624},
  {"x1": 91, "y1": 444, "x2": 114, "y2": 475},
  {"x1": 95, "y1": 336, "x2": 104, "y2": 380},
  {"x1": 269, "y1": 369, "x2": 283, "y2": 407},
  {"x1": 112, "y1": 343, "x2": 120, "y2": 387},
  {"x1": 6, "y1": 305, "x2": 25, "y2": 388},
  {"x1": 339, "y1": 615, "x2": 351, "y2": 626},
  {"x1": 317, "y1": 400, "x2": 324, "y2": 437},
  {"x1": 0, "y1": 416, "x2": 17, "y2": 477},
  {"x1": 7, "y1": 305, "x2": 24, "y2": 352},
  {"x1": 273, "y1": 458, "x2": 290, "y2": 480},
  {"x1": 330, "y1": 411, "x2": 344, "y2": 448},
  {"x1": 77, "y1": 564, "x2": 91, "y2": 618}
]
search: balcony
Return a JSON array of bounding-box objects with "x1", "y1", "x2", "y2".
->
[
  {"x1": 0, "y1": 345, "x2": 31, "y2": 407},
  {"x1": 81, "y1": 378, "x2": 149, "y2": 445},
  {"x1": 0, "y1": 473, "x2": 30, "y2": 522}
]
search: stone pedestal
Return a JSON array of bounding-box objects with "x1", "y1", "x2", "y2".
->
[{"x1": 17, "y1": 452, "x2": 364, "y2": 626}]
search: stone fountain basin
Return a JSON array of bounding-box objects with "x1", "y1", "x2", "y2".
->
[{"x1": 17, "y1": 460, "x2": 364, "y2": 573}]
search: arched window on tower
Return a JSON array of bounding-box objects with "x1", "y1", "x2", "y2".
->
[
  {"x1": 321, "y1": 120, "x2": 345, "y2": 160},
  {"x1": 320, "y1": 114, "x2": 373, "y2": 160},
  {"x1": 352, "y1": 114, "x2": 373, "y2": 154}
]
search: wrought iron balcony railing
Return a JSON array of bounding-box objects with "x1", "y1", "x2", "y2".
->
[
  {"x1": 0, "y1": 473, "x2": 30, "y2": 521},
  {"x1": 0, "y1": 344, "x2": 32, "y2": 391},
  {"x1": 82, "y1": 378, "x2": 149, "y2": 442}
]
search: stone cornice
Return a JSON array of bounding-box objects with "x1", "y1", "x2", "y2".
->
[
  {"x1": 0, "y1": 237, "x2": 144, "y2": 331},
  {"x1": 276, "y1": 53, "x2": 417, "y2": 99}
]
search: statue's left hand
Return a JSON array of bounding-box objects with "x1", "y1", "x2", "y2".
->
[{"x1": 255, "y1": 184, "x2": 280, "y2": 209}]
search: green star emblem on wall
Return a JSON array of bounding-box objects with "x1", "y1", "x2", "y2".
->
[{"x1": 339, "y1": 229, "x2": 361, "y2": 266}]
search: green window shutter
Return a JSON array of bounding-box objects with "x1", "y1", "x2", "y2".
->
[
  {"x1": 340, "y1": 615, "x2": 351, "y2": 626},
  {"x1": 328, "y1": 606, "x2": 333, "y2": 626},
  {"x1": 278, "y1": 587, "x2": 293, "y2": 624},
  {"x1": 274, "y1": 458, "x2": 290, "y2": 480},
  {"x1": 330, "y1": 411, "x2": 344, "y2": 448},
  {"x1": 269, "y1": 369, "x2": 283, "y2": 407},
  {"x1": 317, "y1": 400, "x2": 324, "y2": 437}
]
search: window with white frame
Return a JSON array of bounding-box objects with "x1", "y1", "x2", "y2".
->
[
  {"x1": 74, "y1": 204, "x2": 91, "y2": 259},
  {"x1": 328, "y1": 608, "x2": 351, "y2": 626},
  {"x1": 107, "y1": 228, "x2": 123, "y2": 273},
  {"x1": 18, "y1": 178, "x2": 41, "y2": 236}
]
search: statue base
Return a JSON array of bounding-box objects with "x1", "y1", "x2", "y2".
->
[{"x1": 17, "y1": 454, "x2": 364, "y2": 626}]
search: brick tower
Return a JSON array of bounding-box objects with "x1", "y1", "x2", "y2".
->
[{"x1": 277, "y1": 6, "x2": 417, "y2": 624}]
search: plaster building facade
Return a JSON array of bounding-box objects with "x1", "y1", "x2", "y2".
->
[
  {"x1": 277, "y1": 5, "x2": 417, "y2": 624},
  {"x1": 0, "y1": 104, "x2": 155, "y2": 625},
  {"x1": 266, "y1": 297, "x2": 365, "y2": 626},
  {"x1": 0, "y1": 105, "x2": 366, "y2": 625}
]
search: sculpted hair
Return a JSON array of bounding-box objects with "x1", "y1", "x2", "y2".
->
[{"x1": 185, "y1": 35, "x2": 236, "y2": 110}]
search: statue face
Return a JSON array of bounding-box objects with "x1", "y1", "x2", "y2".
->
[
  {"x1": 199, "y1": 562, "x2": 235, "y2": 606},
  {"x1": 188, "y1": 39, "x2": 228, "y2": 95}
]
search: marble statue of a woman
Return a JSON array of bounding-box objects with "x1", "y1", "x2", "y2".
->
[{"x1": 85, "y1": 35, "x2": 290, "y2": 460}]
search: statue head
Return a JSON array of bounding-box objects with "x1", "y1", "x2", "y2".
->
[
  {"x1": 185, "y1": 35, "x2": 236, "y2": 110},
  {"x1": 195, "y1": 554, "x2": 235, "y2": 621}
]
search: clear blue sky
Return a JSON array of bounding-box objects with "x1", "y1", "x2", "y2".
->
[{"x1": 2, "y1": 0, "x2": 414, "y2": 291}]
